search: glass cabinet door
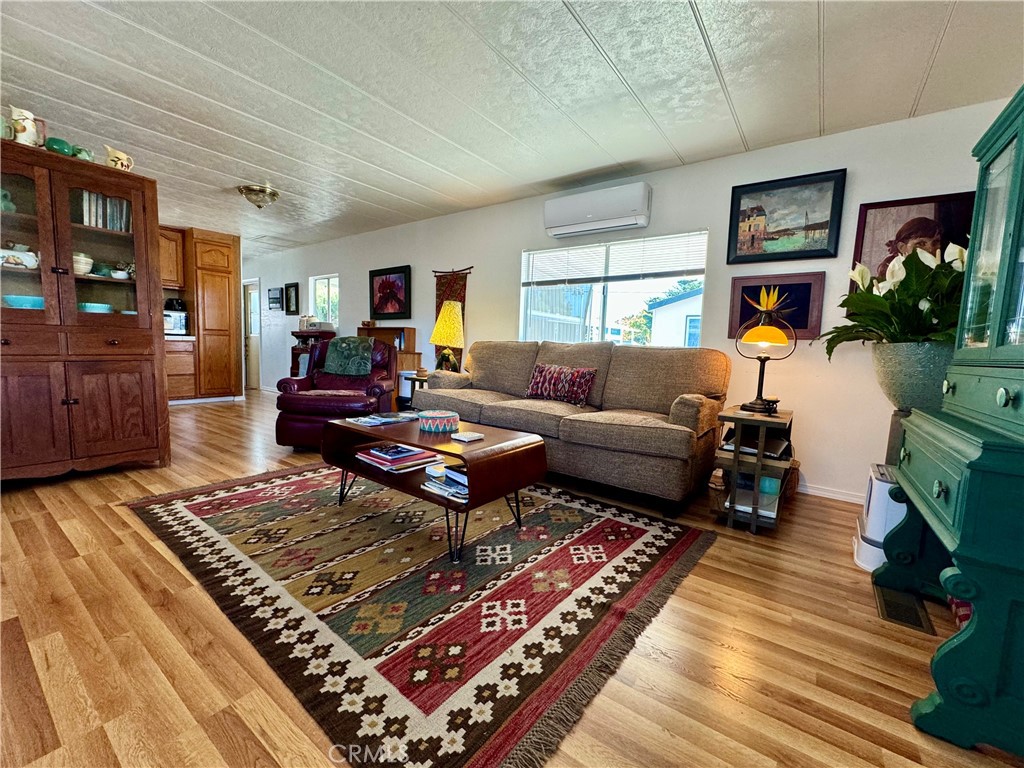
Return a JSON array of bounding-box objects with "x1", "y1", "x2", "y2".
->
[
  {"x1": 959, "y1": 136, "x2": 1017, "y2": 350},
  {"x1": 0, "y1": 159, "x2": 60, "y2": 324},
  {"x1": 51, "y1": 172, "x2": 151, "y2": 329}
]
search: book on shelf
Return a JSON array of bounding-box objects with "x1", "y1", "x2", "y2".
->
[
  {"x1": 421, "y1": 480, "x2": 469, "y2": 502},
  {"x1": 369, "y1": 443, "x2": 423, "y2": 461},
  {"x1": 355, "y1": 451, "x2": 439, "y2": 473},
  {"x1": 719, "y1": 428, "x2": 789, "y2": 459},
  {"x1": 724, "y1": 488, "x2": 779, "y2": 519},
  {"x1": 444, "y1": 464, "x2": 468, "y2": 486}
]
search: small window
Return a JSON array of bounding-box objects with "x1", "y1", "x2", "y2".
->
[
  {"x1": 685, "y1": 315, "x2": 701, "y2": 347},
  {"x1": 309, "y1": 274, "x2": 339, "y2": 325}
]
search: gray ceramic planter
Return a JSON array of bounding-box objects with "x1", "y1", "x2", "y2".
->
[{"x1": 871, "y1": 341, "x2": 955, "y2": 411}]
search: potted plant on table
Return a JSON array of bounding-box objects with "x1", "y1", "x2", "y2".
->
[{"x1": 819, "y1": 244, "x2": 967, "y2": 410}]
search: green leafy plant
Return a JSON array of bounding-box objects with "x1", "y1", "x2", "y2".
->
[{"x1": 820, "y1": 244, "x2": 966, "y2": 360}]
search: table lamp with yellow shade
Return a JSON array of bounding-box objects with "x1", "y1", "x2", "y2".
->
[
  {"x1": 430, "y1": 300, "x2": 465, "y2": 371},
  {"x1": 735, "y1": 286, "x2": 795, "y2": 414}
]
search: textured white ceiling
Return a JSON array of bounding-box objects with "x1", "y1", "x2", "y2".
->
[{"x1": 2, "y1": 1, "x2": 1021, "y2": 260}]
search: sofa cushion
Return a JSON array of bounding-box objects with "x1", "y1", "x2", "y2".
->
[
  {"x1": 535, "y1": 341, "x2": 614, "y2": 406},
  {"x1": 559, "y1": 409, "x2": 696, "y2": 459},
  {"x1": 412, "y1": 388, "x2": 518, "y2": 423},
  {"x1": 465, "y1": 341, "x2": 539, "y2": 396},
  {"x1": 526, "y1": 364, "x2": 597, "y2": 407},
  {"x1": 602, "y1": 346, "x2": 731, "y2": 414},
  {"x1": 480, "y1": 399, "x2": 597, "y2": 438}
]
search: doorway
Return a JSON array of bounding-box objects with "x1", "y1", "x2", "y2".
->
[{"x1": 243, "y1": 280, "x2": 261, "y2": 390}]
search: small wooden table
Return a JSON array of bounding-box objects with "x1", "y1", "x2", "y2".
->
[
  {"x1": 714, "y1": 406, "x2": 794, "y2": 533},
  {"x1": 321, "y1": 419, "x2": 546, "y2": 562}
]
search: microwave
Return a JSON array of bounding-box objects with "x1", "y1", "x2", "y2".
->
[{"x1": 163, "y1": 310, "x2": 188, "y2": 335}]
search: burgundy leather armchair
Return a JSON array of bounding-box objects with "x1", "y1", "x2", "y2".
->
[{"x1": 275, "y1": 338, "x2": 397, "y2": 448}]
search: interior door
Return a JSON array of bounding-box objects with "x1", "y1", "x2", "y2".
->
[{"x1": 244, "y1": 283, "x2": 261, "y2": 390}]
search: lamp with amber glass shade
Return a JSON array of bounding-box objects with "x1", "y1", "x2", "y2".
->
[
  {"x1": 735, "y1": 286, "x2": 795, "y2": 414},
  {"x1": 430, "y1": 300, "x2": 465, "y2": 371}
]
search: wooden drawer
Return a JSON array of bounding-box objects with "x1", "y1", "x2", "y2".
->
[
  {"x1": 897, "y1": 429, "x2": 963, "y2": 534},
  {"x1": 165, "y1": 352, "x2": 195, "y2": 376},
  {"x1": 67, "y1": 331, "x2": 154, "y2": 356},
  {"x1": 165, "y1": 340, "x2": 195, "y2": 354},
  {"x1": 0, "y1": 328, "x2": 62, "y2": 356},
  {"x1": 167, "y1": 375, "x2": 196, "y2": 399}
]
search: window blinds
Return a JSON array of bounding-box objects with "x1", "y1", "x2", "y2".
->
[{"x1": 521, "y1": 231, "x2": 708, "y2": 286}]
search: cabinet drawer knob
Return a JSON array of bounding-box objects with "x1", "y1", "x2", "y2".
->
[
  {"x1": 995, "y1": 387, "x2": 1018, "y2": 408},
  {"x1": 0, "y1": 338, "x2": 9, "y2": 346},
  {"x1": 107, "y1": 339, "x2": 120, "y2": 346},
  {"x1": 932, "y1": 480, "x2": 948, "y2": 500},
  {"x1": 899, "y1": 446, "x2": 911, "y2": 463},
  {"x1": 942, "y1": 379, "x2": 955, "y2": 395}
]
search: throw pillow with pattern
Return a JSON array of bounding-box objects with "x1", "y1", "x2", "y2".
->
[{"x1": 526, "y1": 364, "x2": 597, "y2": 407}]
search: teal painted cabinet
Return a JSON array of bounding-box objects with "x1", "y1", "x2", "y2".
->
[{"x1": 873, "y1": 86, "x2": 1024, "y2": 755}]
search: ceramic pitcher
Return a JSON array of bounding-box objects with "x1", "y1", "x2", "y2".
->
[
  {"x1": 10, "y1": 106, "x2": 40, "y2": 146},
  {"x1": 104, "y1": 145, "x2": 134, "y2": 171}
]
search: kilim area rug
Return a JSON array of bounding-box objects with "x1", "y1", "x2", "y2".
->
[{"x1": 128, "y1": 464, "x2": 715, "y2": 768}]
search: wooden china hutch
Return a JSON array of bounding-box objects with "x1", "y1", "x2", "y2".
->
[{"x1": 0, "y1": 140, "x2": 170, "y2": 479}]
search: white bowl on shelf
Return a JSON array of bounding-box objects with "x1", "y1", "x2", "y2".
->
[
  {"x1": 72, "y1": 254, "x2": 93, "y2": 275},
  {"x1": 110, "y1": 270, "x2": 129, "y2": 280}
]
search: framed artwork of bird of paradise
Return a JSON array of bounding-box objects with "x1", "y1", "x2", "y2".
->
[
  {"x1": 727, "y1": 272, "x2": 826, "y2": 340},
  {"x1": 369, "y1": 265, "x2": 412, "y2": 320}
]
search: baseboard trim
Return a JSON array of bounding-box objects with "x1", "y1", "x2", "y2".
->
[
  {"x1": 169, "y1": 396, "x2": 238, "y2": 406},
  {"x1": 260, "y1": 386, "x2": 279, "y2": 394},
  {"x1": 798, "y1": 482, "x2": 865, "y2": 505}
]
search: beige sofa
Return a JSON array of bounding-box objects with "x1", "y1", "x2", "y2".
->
[{"x1": 412, "y1": 341, "x2": 731, "y2": 503}]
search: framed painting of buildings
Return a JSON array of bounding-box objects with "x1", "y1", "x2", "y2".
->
[
  {"x1": 727, "y1": 169, "x2": 846, "y2": 264},
  {"x1": 727, "y1": 272, "x2": 826, "y2": 340}
]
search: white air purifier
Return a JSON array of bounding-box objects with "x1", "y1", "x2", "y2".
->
[{"x1": 853, "y1": 463, "x2": 908, "y2": 571}]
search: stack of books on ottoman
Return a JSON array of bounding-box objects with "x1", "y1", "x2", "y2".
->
[
  {"x1": 356, "y1": 444, "x2": 440, "y2": 473},
  {"x1": 421, "y1": 463, "x2": 469, "y2": 502}
]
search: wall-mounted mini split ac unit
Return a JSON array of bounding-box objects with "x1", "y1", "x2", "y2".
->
[{"x1": 543, "y1": 181, "x2": 652, "y2": 238}]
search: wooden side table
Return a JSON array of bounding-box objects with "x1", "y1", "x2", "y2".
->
[
  {"x1": 714, "y1": 405, "x2": 794, "y2": 533},
  {"x1": 398, "y1": 374, "x2": 428, "y2": 409}
]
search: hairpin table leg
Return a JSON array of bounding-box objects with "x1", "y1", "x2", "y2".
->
[
  {"x1": 338, "y1": 470, "x2": 357, "y2": 505},
  {"x1": 504, "y1": 491, "x2": 523, "y2": 527},
  {"x1": 445, "y1": 507, "x2": 470, "y2": 563}
]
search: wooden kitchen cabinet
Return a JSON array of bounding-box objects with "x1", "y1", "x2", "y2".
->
[
  {"x1": 159, "y1": 227, "x2": 185, "y2": 289},
  {"x1": 165, "y1": 339, "x2": 197, "y2": 399},
  {"x1": 0, "y1": 140, "x2": 170, "y2": 479}
]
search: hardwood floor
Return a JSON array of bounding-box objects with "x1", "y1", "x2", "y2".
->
[{"x1": 1, "y1": 391, "x2": 1020, "y2": 768}]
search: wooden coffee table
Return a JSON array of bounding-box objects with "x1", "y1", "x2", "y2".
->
[{"x1": 321, "y1": 419, "x2": 547, "y2": 563}]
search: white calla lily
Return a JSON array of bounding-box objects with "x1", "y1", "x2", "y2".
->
[
  {"x1": 884, "y1": 255, "x2": 906, "y2": 288},
  {"x1": 919, "y1": 298, "x2": 933, "y2": 312},
  {"x1": 944, "y1": 242, "x2": 967, "y2": 272},
  {"x1": 849, "y1": 263, "x2": 872, "y2": 291},
  {"x1": 916, "y1": 248, "x2": 940, "y2": 269}
]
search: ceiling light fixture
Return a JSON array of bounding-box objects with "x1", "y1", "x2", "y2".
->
[{"x1": 237, "y1": 183, "x2": 280, "y2": 209}]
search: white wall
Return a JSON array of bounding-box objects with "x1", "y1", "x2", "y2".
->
[
  {"x1": 651, "y1": 294, "x2": 704, "y2": 346},
  {"x1": 245, "y1": 99, "x2": 1005, "y2": 502}
]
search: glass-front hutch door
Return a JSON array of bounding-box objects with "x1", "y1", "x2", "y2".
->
[
  {"x1": 958, "y1": 133, "x2": 1022, "y2": 360},
  {"x1": 0, "y1": 159, "x2": 60, "y2": 325},
  {"x1": 50, "y1": 172, "x2": 151, "y2": 329}
]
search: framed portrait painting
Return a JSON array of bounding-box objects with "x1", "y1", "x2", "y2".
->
[
  {"x1": 727, "y1": 169, "x2": 846, "y2": 264},
  {"x1": 369, "y1": 265, "x2": 411, "y2": 320},
  {"x1": 284, "y1": 282, "x2": 299, "y2": 315},
  {"x1": 728, "y1": 272, "x2": 826, "y2": 340},
  {"x1": 851, "y1": 191, "x2": 975, "y2": 281}
]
